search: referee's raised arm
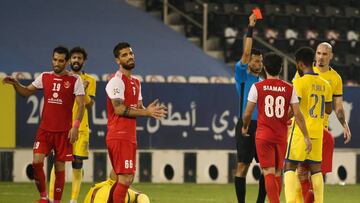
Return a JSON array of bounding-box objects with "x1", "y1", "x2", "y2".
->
[{"x1": 240, "y1": 13, "x2": 257, "y2": 65}]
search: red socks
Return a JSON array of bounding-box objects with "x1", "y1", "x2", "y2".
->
[
  {"x1": 265, "y1": 174, "x2": 280, "y2": 203},
  {"x1": 112, "y1": 183, "x2": 129, "y2": 203},
  {"x1": 304, "y1": 189, "x2": 315, "y2": 203},
  {"x1": 32, "y1": 162, "x2": 46, "y2": 197},
  {"x1": 107, "y1": 183, "x2": 117, "y2": 203},
  {"x1": 301, "y1": 179, "x2": 311, "y2": 202},
  {"x1": 275, "y1": 176, "x2": 282, "y2": 195},
  {"x1": 54, "y1": 170, "x2": 65, "y2": 201}
]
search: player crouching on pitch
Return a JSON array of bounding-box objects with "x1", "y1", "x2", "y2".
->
[{"x1": 84, "y1": 171, "x2": 150, "y2": 203}]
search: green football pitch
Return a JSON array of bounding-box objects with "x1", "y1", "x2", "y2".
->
[{"x1": 0, "y1": 182, "x2": 359, "y2": 203}]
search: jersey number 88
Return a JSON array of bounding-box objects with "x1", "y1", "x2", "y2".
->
[{"x1": 264, "y1": 95, "x2": 285, "y2": 118}]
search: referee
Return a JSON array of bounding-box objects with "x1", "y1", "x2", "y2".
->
[{"x1": 234, "y1": 13, "x2": 266, "y2": 203}]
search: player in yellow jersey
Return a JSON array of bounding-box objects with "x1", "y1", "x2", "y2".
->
[
  {"x1": 83, "y1": 171, "x2": 150, "y2": 203},
  {"x1": 49, "y1": 47, "x2": 97, "y2": 203},
  {"x1": 293, "y1": 43, "x2": 352, "y2": 203},
  {"x1": 284, "y1": 47, "x2": 332, "y2": 203}
]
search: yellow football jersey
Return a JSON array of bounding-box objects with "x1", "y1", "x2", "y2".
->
[
  {"x1": 293, "y1": 66, "x2": 343, "y2": 127},
  {"x1": 292, "y1": 73, "x2": 332, "y2": 139},
  {"x1": 313, "y1": 66, "x2": 343, "y2": 127},
  {"x1": 73, "y1": 72, "x2": 96, "y2": 132}
]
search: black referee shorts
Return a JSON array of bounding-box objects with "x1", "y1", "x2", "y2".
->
[{"x1": 235, "y1": 119, "x2": 259, "y2": 164}]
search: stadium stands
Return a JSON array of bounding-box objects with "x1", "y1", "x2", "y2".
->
[
  {"x1": 146, "y1": 0, "x2": 360, "y2": 83},
  {"x1": 167, "y1": 75, "x2": 187, "y2": 83},
  {"x1": 188, "y1": 76, "x2": 209, "y2": 83},
  {"x1": 145, "y1": 75, "x2": 166, "y2": 83},
  {"x1": 11, "y1": 72, "x2": 32, "y2": 80},
  {"x1": 209, "y1": 76, "x2": 231, "y2": 84},
  {"x1": 0, "y1": 72, "x2": 7, "y2": 78},
  {"x1": 0, "y1": 0, "x2": 231, "y2": 78}
]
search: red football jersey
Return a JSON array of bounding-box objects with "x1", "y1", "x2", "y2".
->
[
  {"x1": 105, "y1": 71, "x2": 142, "y2": 143},
  {"x1": 32, "y1": 71, "x2": 85, "y2": 132},
  {"x1": 248, "y1": 79, "x2": 298, "y2": 143}
]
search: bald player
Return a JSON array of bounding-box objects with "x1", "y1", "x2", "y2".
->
[{"x1": 295, "y1": 43, "x2": 352, "y2": 203}]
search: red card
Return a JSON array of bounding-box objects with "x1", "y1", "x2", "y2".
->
[{"x1": 252, "y1": 7, "x2": 263, "y2": 20}]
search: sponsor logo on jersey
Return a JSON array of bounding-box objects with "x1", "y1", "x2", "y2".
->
[
  {"x1": 48, "y1": 98, "x2": 63, "y2": 104},
  {"x1": 64, "y1": 81, "x2": 71, "y2": 88}
]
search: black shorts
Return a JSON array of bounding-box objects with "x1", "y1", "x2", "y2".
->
[{"x1": 235, "y1": 119, "x2": 259, "y2": 163}]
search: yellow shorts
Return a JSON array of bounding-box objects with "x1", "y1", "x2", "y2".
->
[
  {"x1": 286, "y1": 132, "x2": 323, "y2": 163},
  {"x1": 73, "y1": 131, "x2": 89, "y2": 159}
]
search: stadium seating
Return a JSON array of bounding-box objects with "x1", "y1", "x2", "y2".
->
[
  {"x1": 188, "y1": 76, "x2": 209, "y2": 83},
  {"x1": 209, "y1": 76, "x2": 231, "y2": 84},
  {"x1": 149, "y1": 0, "x2": 360, "y2": 83},
  {"x1": 145, "y1": 75, "x2": 166, "y2": 83},
  {"x1": 11, "y1": 72, "x2": 32, "y2": 80},
  {"x1": 88, "y1": 73, "x2": 100, "y2": 81},
  {"x1": 101, "y1": 74, "x2": 112, "y2": 82},
  {"x1": 0, "y1": 72, "x2": 7, "y2": 78},
  {"x1": 133, "y1": 75, "x2": 144, "y2": 82},
  {"x1": 167, "y1": 75, "x2": 187, "y2": 83}
]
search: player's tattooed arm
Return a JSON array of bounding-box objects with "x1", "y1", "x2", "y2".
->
[
  {"x1": 333, "y1": 96, "x2": 351, "y2": 143},
  {"x1": 112, "y1": 98, "x2": 124, "y2": 107},
  {"x1": 111, "y1": 99, "x2": 130, "y2": 117},
  {"x1": 336, "y1": 109, "x2": 346, "y2": 125},
  {"x1": 111, "y1": 99, "x2": 166, "y2": 118},
  {"x1": 333, "y1": 96, "x2": 346, "y2": 125}
]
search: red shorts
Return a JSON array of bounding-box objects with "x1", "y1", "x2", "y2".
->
[
  {"x1": 33, "y1": 128, "x2": 73, "y2": 162},
  {"x1": 256, "y1": 138, "x2": 287, "y2": 169},
  {"x1": 321, "y1": 129, "x2": 334, "y2": 173},
  {"x1": 106, "y1": 139, "x2": 137, "y2": 174}
]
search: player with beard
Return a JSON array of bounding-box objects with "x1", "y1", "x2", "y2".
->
[
  {"x1": 234, "y1": 13, "x2": 267, "y2": 203},
  {"x1": 105, "y1": 42, "x2": 167, "y2": 203},
  {"x1": 293, "y1": 43, "x2": 352, "y2": 203},
  {"x1": 49, "y1": 47, "x2": 96, "y2": 203},
  {"x1": 285, "y1": 47, "x2": 332, "y2": 203},
  {"x1": 2, "y1": 46, "x2": 85, "y2": 203}
]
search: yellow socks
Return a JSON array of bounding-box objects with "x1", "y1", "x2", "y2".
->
[
  {"x1": 284, "y1": 170, "x2": 297, "y2": 203},
  {"x1": 294, "y1": 170, "x2": 304, "y2": 203},
  {"x1": 71, "y1": 168, "x2": 83, "y2": 201},
  {"x1": 311, "y1": 173, "x2": 324, "y2": 203},
  {"x1": 48, "y1": 166, "x2": 55, "y2": 201}
]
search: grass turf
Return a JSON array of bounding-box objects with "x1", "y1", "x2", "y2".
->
[{"x1": 0, "y1": 182, "x2": 359, "y2": 203}]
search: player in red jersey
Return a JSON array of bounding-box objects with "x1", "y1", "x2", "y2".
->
[
  {"x1": 2, "y1": 46, "x2": 85, "y2": 203},
  {"x1": 242, "y1": 53, "x2": 311, "y2": 203},
  {"x1": 105, "y1": 42, "x2": 167, "y2": 203}
]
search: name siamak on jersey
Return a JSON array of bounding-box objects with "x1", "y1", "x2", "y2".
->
[{"x1": 263, "y1": 85, "x2": 286, "y2": 92}]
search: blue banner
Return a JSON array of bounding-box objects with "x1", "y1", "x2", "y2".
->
[{"x1": 15, "y1": 81, "x2": 360, "y2": 149}]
